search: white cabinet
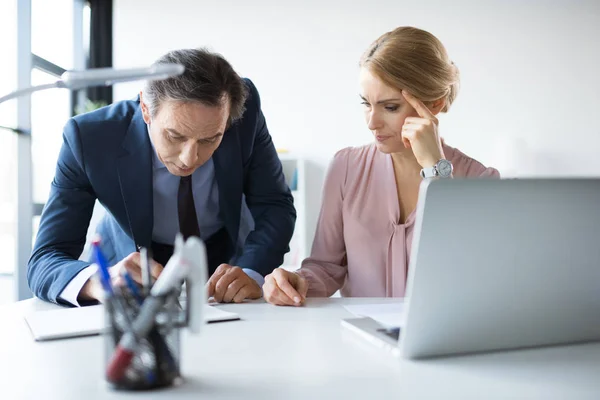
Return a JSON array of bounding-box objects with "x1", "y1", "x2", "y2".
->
[{"x1": 278, "y1": 154, "x2": 307, "y2": 271}]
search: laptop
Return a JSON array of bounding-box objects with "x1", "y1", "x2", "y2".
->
[{"x1": 342, "y1": 178, "x2": 600, "y2": 359}]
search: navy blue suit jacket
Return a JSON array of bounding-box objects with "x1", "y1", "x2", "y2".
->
[{"x1": 27, "y1": 79, "x2": 296, "y2": 304}]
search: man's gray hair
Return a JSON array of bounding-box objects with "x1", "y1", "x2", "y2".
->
[{"x1": 143, "y1": 48, "x2": 249, "y2": 125}]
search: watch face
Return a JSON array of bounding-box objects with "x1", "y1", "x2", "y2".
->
[{"x1": 437, "y1": 160, "x2": 453, "y2": 177}]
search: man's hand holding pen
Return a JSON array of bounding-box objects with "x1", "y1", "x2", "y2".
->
[{"x1": 79, "y1": 252, "x2": 163, "y2": 302}]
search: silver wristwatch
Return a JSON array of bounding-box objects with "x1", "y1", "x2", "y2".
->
[{"x1": 420, "y1": 159, "x2": 453, "y2": 179}]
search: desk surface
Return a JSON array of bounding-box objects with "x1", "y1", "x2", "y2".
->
[{"x1": 1, "y1": 298, "x2": 599, "y2": 400}]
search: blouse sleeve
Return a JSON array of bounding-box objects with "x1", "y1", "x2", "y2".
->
[{"x1": 296, "y1": 149, "x2": 350, "y2": 297}]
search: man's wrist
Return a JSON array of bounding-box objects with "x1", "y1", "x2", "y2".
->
[
  {"x1": 59, "y1": 264, "x2": 99, "y2": 307},
  {"x1": 242, "y1": 268, "x2": 265, "y2": 287},
  {"x1": 79, "y1": 277, "x2": 102, "y2": 302}
]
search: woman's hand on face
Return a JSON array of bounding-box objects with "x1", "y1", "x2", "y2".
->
[{"x1": 400, "y1": 90, "x2": 445, "y2": 168}]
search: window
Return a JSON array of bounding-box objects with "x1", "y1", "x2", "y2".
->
[
  {"x1": 0, "y1": 133, "x2": 17, "y2": 276},
  {"x1": 29, "y1": 1, "x2": 76, "y2": 275},
  {"x1": 0, "y1": 1, "x2": 18, "y2": 128},
  {"x1": 0, "y1": 0, "x2": 18, "y2": 306},
  {"x1": 0, "y1": 0, "x2": 86, "y2": 304},
  {"x1": 31, "y1": 0, "x2": 74, "y2": 70},
  {"x1": 31, "y1": 68, "x2": 71, "y2": 206}
]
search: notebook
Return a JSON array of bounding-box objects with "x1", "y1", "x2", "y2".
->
[{"x1": 24, "y1": 304, "x2": 240, "y2": 341}]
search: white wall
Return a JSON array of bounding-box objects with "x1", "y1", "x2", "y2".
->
[{"x1": 113, "y1": 0, "x2": 600, "y2": 241}]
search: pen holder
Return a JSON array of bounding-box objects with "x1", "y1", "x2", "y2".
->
[{"x1": 103, "y1": 289, "x2": 184, "y2": 390}]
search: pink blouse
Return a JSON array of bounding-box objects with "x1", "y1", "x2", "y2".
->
[{"x1": 297, "y1": 142, "x2": 500, "y2": 298}]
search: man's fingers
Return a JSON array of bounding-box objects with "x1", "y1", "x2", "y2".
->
[
  {"x1": 402, "y1": 90, "x2": 435, "y2": 120},
  {"x1": 232, "y1": 285, "x2": 252, "y2": 304},
  {"x1": 150, "y1": 260, "x2": 163, "y2": 279},
  {"x1": 122, "y1": 260, "x2": 143, "y2": 283},
  {"x1": 206, "y1": 264, "x2": 230, "y2": 297},
  {"x1": 213, "y1": 269, "x2": 239, "y2": 302},
  {"x1": 222, "y1": 278, "x2": 246, "y2": 303},
  {"x1": 206, "y1": 280, "x2": 215, "y2": 298},
  {"x1": 118, "y1": 252, "x2": 161, "y2": 282},
  {"x1": 112, "y1": 274, "x2": 126, "y2": 288}
]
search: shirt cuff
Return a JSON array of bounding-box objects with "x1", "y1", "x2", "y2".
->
[
  {"x1": 243, "y1": 268, "x2": 265, "y2": 287},
  {"x1": 58, "y1": 264, "x2": 98, "y2": 307}
]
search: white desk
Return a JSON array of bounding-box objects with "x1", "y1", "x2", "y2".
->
[{"x1": 1, "y1": 298, "x2": 599, "y2": 400}]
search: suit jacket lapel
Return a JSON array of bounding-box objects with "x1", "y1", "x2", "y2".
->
[
  {"x1": 117, "y1": 106, "x2": 154, "y2": 248},
  {"x1": 213, "y1": 127, "x2": 242, "y2": 246}
]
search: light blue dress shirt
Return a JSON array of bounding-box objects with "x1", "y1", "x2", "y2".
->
[
  {"x1": 151, "y1": 149, "x2": 222, "y2": 245},
  {"x1": 149, "y1": 142, "x2": 263, "y2": 286}
]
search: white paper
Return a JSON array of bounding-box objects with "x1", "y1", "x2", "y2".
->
[{"x1": 343, "y1": 302, "x2": 405, "y2": 329}]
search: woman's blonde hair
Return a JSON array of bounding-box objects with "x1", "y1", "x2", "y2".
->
[{"x1": 360, "y1": 27, "x2": 459, "y2": 113}]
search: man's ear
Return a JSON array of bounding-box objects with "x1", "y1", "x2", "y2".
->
[
  {"x1": 429, "y1": 97, "x2": 446, "y2": 116},
  {"x1": 139, "y1": 91, "x2": 151, "y2": 124}
]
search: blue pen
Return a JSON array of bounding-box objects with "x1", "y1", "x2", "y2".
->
[
  {"x1": 121, "y1": 269, "x2": 143, "y2": 305},
  {"x1": 91, "y1": 236, "x2": 114, "y2": 297}
]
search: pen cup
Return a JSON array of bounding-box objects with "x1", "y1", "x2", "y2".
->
[{"x1": 103, "y1": 289, "x2": 184, "y2": 390}]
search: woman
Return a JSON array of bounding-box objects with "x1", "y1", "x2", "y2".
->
[{"x1": 263, "y1": 27, "x2": 499, "y2": 306}]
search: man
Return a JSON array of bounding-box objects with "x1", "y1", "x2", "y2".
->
[{"x1": 27, "y1": 48, "x2": 296, "y2": 306}]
